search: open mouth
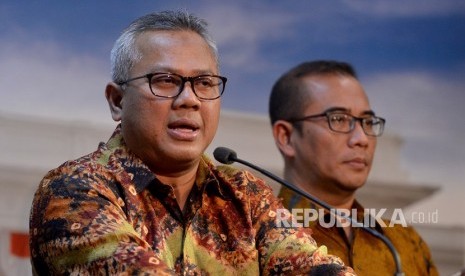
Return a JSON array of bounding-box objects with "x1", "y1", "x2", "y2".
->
[
  {"x1": 168, "y1": 121, "x2": 199, "y2": 132},
  {"x1": 168, "y1": 119, "x2": 200, "y2": 140}
]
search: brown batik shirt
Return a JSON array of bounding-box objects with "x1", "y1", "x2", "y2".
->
[{"x1": 30, "y1": 125, "x2": 355, "y2": 275}]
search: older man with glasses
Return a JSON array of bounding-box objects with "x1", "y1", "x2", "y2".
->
[
  {"x1": 269, "y1": 60, "x2": 438, "y2": 275},
  {"x1": 29, "y1": 12, "x2": 356, "y2": 275}
]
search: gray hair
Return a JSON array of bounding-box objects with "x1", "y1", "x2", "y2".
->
[{"x1": 110, "y1": 10, "x2": 218, "y2": 83}]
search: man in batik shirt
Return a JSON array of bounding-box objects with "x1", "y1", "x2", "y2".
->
[
  {"x1": 29, "y1": 11, "x2": 355, "y2": 275},
  {"x1": 268, "y1": 60, "x2": 437, "y2": 275}
]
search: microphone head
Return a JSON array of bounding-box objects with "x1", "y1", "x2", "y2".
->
[{"x1": 213, "y1": 147, "x2": 237, "y2": 164}]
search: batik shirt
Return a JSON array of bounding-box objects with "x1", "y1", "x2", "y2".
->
[
  {"x1": 279, "y1": 186, "x2": 439, "y2": 276},
  {"x1": 29, "y1": 125, "x2": 355, "y2": 275}
]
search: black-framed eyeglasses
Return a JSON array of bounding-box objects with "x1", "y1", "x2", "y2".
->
[
  {"x1": 287, "y1": 111, "x2": 386, "y2": 137},
  {"x1": 116, "y1": 72, "x2": 227, "y2": 100}
]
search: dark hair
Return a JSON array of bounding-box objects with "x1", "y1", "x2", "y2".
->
[
  {"x1": 268, "y1": 60, "x2": 357, "y2": 125},
  {"x1": 111, "y1": 10, "x2": 218, "y2": 83}
]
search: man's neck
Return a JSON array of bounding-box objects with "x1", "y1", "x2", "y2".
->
[
  {"x1": 156, "y1": 167, "x2": 198, "y2": 211},
  {"x1": 285, "y1": 173, "x2": 357, "y2": 241},
  {"x1": 289, "y1": 180, "x2": 357, "y2": 242},
  {"x1": 284, "y1": 171, "x2": 356, "y2": 210}
]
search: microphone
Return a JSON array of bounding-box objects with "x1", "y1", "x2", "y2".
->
[{"x1": 213, "y1": 146, "x2": 404, "y2": 276}]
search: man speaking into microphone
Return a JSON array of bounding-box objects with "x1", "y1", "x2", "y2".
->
[
  {"x1": 29, "y1": 11, "x2": 355, "y2": 275},
  {"x1": 268, "y1": 60, "x2": 438, "y2": 275}
]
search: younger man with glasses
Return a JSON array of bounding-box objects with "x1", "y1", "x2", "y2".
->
[
  {"x1": 269, "y1": 60, "x2": 438, "y2": 275},
  {"x1": 29, "y1": 13, "x2": 355, "y2": 275}
]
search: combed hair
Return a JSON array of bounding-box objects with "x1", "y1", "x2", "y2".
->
[
  {"x1": 110, "y1": 10, "x2": 218, "y2": 83},
  {"x1": 268, "y1": 60, "x2": 357, "y2": 125}
]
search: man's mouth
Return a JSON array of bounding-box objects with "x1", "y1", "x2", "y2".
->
[{"x1": 168, "y1": 119, "x2": 200, "y2": 140}]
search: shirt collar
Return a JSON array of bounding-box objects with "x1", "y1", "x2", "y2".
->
[
  {"x1": 102, "y1": 124, "x2": 228, "y2": 198},
  {"x1": 280, "y1": 186, "x2": 385, "y2": 233},
  {"x1": 196, "y1": 155, "x2": 230, "y2": 200}
]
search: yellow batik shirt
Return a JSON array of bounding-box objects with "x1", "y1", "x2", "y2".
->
[{"x1": 279, "y1": 186, "x2": 439, "y2": 276}]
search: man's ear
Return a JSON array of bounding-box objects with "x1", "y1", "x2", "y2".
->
[
  {"x1": 272, "y1": 120, "x2": 296, "y2": 158},
  {"x1": 105, "y1": 82, "x2": 123, "y2": 122}
]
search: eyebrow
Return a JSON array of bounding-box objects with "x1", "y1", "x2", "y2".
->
[
  {"x1": 147, "y1": 66, "x2": 216, "y2": 76},
  {"x1": 324, "y1": 107, "x2": 376, "y2": 116}
]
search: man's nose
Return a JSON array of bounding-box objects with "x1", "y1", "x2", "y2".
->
[{"x1": 348, "y1": 120, "x2": 369, "y2": 147}]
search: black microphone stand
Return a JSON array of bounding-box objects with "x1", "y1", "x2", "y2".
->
[{"x1": 214, "y1": 147, "x2": 404, "y2": 276}]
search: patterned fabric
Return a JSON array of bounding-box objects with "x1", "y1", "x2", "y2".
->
[
  {"x1": 29, "y1": 125, "x2": 355, "y2": 275},
  {"x1": 279, "y1": 186, "x2": 439, "y2": 276}
]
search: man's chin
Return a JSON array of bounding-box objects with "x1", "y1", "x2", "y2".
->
[{"x1": 339, "y1": 180, "x2": 366, "y2": 193}]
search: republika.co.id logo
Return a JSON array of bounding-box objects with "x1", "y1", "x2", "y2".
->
[{"x1": 275, "y1": 208, "x2": 439, "y2": 228}]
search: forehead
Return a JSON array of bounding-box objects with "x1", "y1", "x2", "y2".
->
[
  {"x1": 133, "y1": 30, "x2": 218, "y2": 74},
  {"x1": 301, "y1": 74, "x2": 371, "y2": 114}
]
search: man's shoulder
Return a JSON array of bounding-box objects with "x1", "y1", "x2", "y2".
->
[
  {"x1": 45, "y1": 145, "x2": 106, "y2": 178},
  {"x1": 35, "y1": 140, "x2": 120, "y2": 196},
  {"x1": 210, "y1": 162, "x2": 274, "y2": 194},
  {"x1": 383, "y1": 221, "x2": 423, "y2": 237}
]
